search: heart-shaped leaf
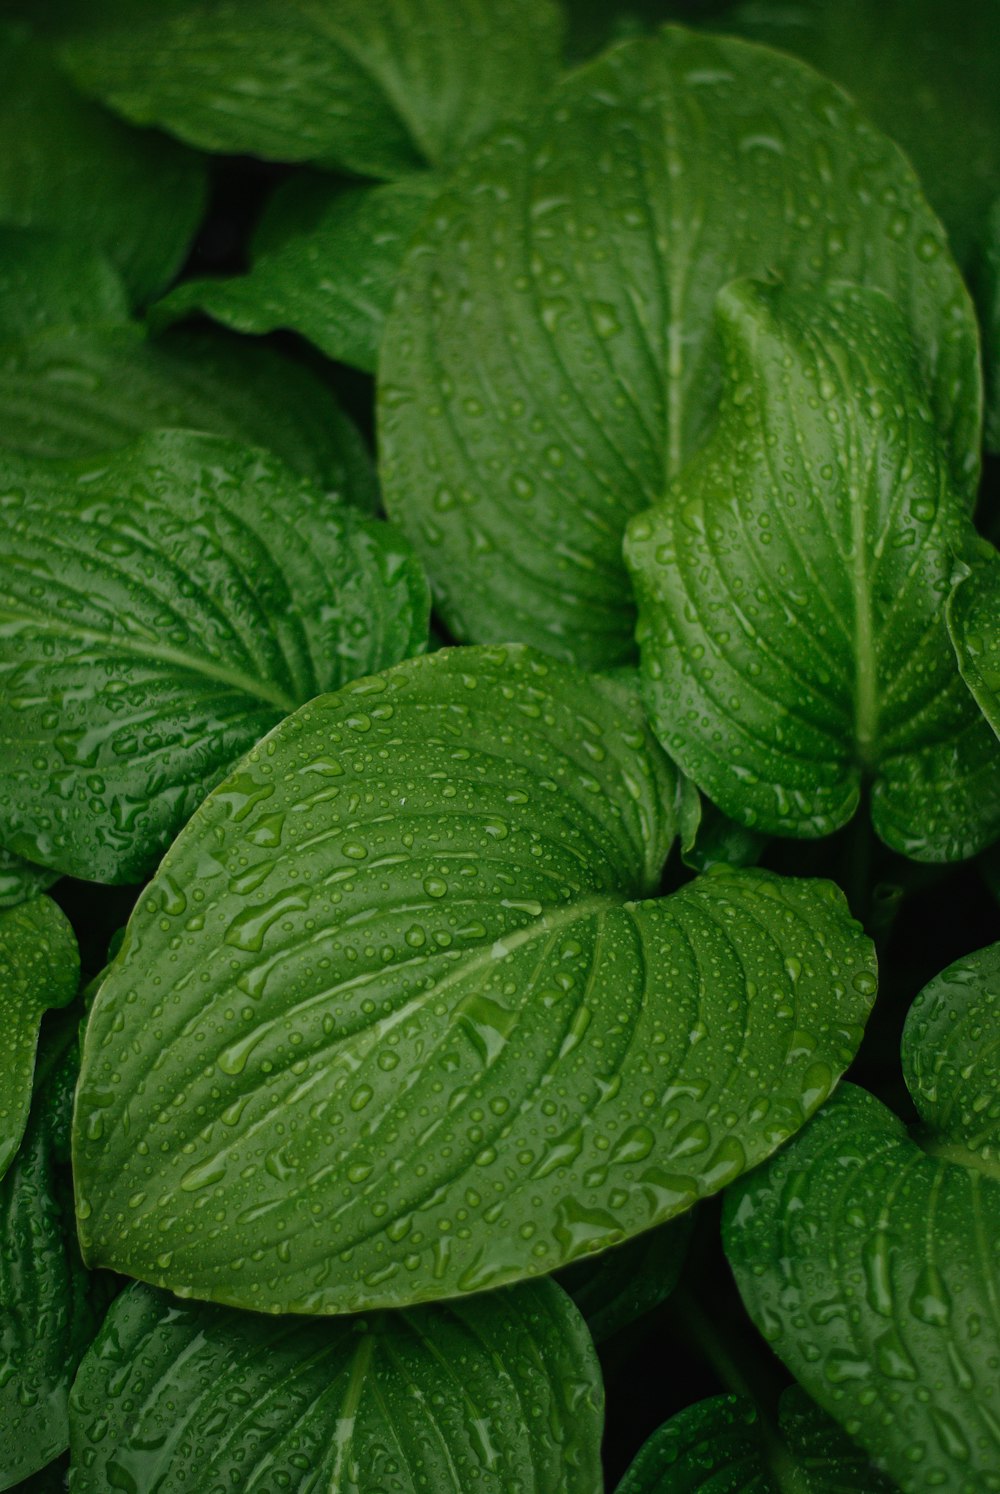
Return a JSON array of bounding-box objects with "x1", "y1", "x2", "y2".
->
[
  {"x1": 0, "y1": 430, "x2": 429, "y2": 882},
  {"x1": 948, "y1": 540, "x2": 1000, "y2": 741},
  {"x1": 557, "y1": 1212, "x2": 694, "y2": 1343},
  {"x1": 70, "y1": 1276, "x2": 603, "y2": 1493},
  {"x1": 74, "y1": 644, "x2": 875, "y2": 1313},
  {"x1": 0, "y1": 22, "x2": 206, "y2": 305},
  {"x1": 154, "y1": 175, "x2": 439, "y2": 375},
  {"x1": 0, "y1": 228, "x2": 128, "y2": 341},
  {"x1": 0, "y1": 897, "x2": 78, "y2": 1182},
  {"x1": 725, "y1": 941, "x2": 1000, "y2": 1491},
  {"x1": 378, "y1": 25, "x2": 980, "y2": 670},
  {"x1": 625, "y1": 279, "x2": 1000, "y2": 861},
  {"x1": 60, "y1": 0, "x2": 564, "y2": 178}
]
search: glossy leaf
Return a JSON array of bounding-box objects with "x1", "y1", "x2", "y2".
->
[
  {"x1": 0, "y1": 229, "x2": 128, "y2": 340},
  {"x1": 557, "y1": 1212, "x2": 693, "y2": 1343},
  {"x1": 948, "y1": 540, "x2": 1000, "y2": 743},
  {"x1": 0, "y1": 847, "x2": 58, "y2": 910},
  {"x1": 74, "y1": 643, "x2": 876, "y2": 1313},
  {"x1": 725, "y1": 941, "x2": 1000, "y2": 1492},
  {"x1": 626, "y1": 280, "x2": 1000, "y2": 862},
  {"x1": 61, "y1": 0, "x2": 564, "y2": 177},
  {"x1": 155, "y1": 175, "x2": 439, "y2": 375},
  {"x1": 981, "y1": 198, "x2": 1000, "y2": 453},
  {"x1": 70, "y1": 1276, "x2": 603, "y2": 1493},
  {"x1": 379, "y1": 25, "x2": 980, "y2": 669},
  {"x1": 0, "y1": 321, "x2": 377, "y2": 503},
  {"x1": 0, "y1": 22, "x2": 206, "y2": 305},
  {"x1": 0, "y1": 897, "x2": 77, "y2": 1182},
  {"x1": 0, "y1": 431, "x2": 429, "y2": 883}
]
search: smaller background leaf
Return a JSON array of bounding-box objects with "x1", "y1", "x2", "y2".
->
[
  {"x1": 558, "y1": 1212, "x2": 694, "y2": 1343},
  {"x1": 947, "y1": 540, "x2": 1000, "y2": 742}
]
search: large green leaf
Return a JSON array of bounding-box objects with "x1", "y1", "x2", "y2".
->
[
  {"x1": 0, "y1": 897, "x2": 77, "y2": 1181},
  {"x1": 0, "y1": 22, "x2": 206, "y2": 305},
  {"x1": 0, "y1": 431, "x2": 429, "y2": 883},
  {"x1": 70, "y1": 1276, "x2": 603, "y2": 1493},
  {"x1": 625, "y1": 280, "x2": 1000, "y2": 862},
  {"x1": 557, "y1": 1212, "x2": 693, "y2": 1343},
  {"x1": 716, "y1": 0, "x2": 1000, "y2": 268},
  {"x1": 0, "y1": 321, "x2": 376, "y2": 504},
  {"x1": 948, "y1": 540, "x2": 1000, "y2": 743},
  {"x1": 0, "y1": 229, "x2": 128, "y2": 341},
  {"x1": 981, "y1": 198, "x2": 1000, "y2": 454},
  {"x1": 1, "y1": 1021, "x2": 114, "y2": 1490},
  {"x1": 725, "y1": 941, "x2": 1000, "y2": 1491},
  {"x1": 0, "y1": 847, "x2": 58, "y2": 911},
  {"x1": 60, "y1": 0, "x2": 564, "y2": 178},
  {"x1": 154, "y1": 175, "x2": 439, "y2": 375},
  {"x1": 378, "y1": 25, "x2": 980, "y2": 670},
  {"x1": 74, "y1": 643, "x2": 875, "y2": 1313}
]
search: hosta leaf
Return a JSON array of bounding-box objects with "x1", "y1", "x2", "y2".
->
[
  {"x1": 0, "y1": 897, "x2": 77, "y2": 1182},
  {"x1": 378, "y1": 25, "x2": 980, "y2": 670},
  {"x1": 154, "y1": 175, "x2": 439, "y2": 375},
  {"x1": 74, "y1": 644, "x2": 875, "y2": 1313},
  {"x1": 557, "y1": 1211, "x2": 693, "y2": 1343},
  {"x1": 0, "y1": 23, "x2": 206, "y2": 305},
  {"x1": 0, "y1": 431, "x2": 429, "y2": 883},
  {"x1": 717, "y1": 0, "x2": 1000, "y2": 268},
  {"x1": 70, "y1": 1277, "x2": 603, "y2": 1493},
  {"x1": 0, "y1": 229, "x2": 128, "y2": 340},
  {"x1": 948, "y1": 540, "x2": 1000, "y2": 742},
  {"x1": 981, "y1": 199, "x2": 1000, "y2": 454},
  {"x1": 0, "y1": 847, "x2": 58, "y2": 910},
  {"x1": 625, "y1": 280, "x2": 1000, "y2": 861},
  {"x1": 0, "y1": 321, "x2": 376, "y2": 504},
  {"x1": 725, "y1": 942, "x2": 1000, "y2": 1492},
  {"x1": 61, "y1": 0, "x2": 564, "y2": 178},
  {"x1": 1, "y1": 1023, "x2": 114, "y2": 1490}
]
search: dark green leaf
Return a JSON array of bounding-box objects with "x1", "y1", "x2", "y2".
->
[
  {"x1": 0, "y1": 22, "x2": 206, "y2": 305},
  {"x1": 70, "y1": 1277, "x2": 603, "y2": 1493},
  {"x1": 0, "y1": 431, "x2": 429, "y2": 882},
  {"x1": 0, "y1": 321, "x2": 376, "y2": 503},
  {"x1": 61, "y1": 0, "x2": 564, "y2": 178},
  {"x1": 948, "y1": 539, "x2": 1000, "y2": 742},
  {"x1": 557, "y1": 1212, "x2": 693, "y2": 1342},
  {"x1": 379, "y1": 25, "x2": 980, "y2": 669},
  {"x1": 980, "y1": 198, "x2": 1000, "y2": 454},
  {"x1": 625, "y1": 280, "x2": 1000, "y2": 862},
  {"x1": 0, "y1": 897, "x2": 77, "y2": 1182},
  {"x1": 680, "y1": 800, "x2": 769, "y2": 875},
  {"x1": 0, "y1": 847, "x2": 58, "y2": 911},
  {"x1": 74, "y1": 644, "x2": 875, "y2": 1313},
  {"x1": 0, "y1": 229, "x2": 128, "y2": 340},
  {"x1": 154, "y1": 175, "x2": 439, "y2": 375}
]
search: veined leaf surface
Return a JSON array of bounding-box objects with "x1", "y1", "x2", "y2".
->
[
  {"x1": 74, "y1": 645, "x2": 875, "y2": 1313},
  {"x1": 557, "y1": 1212, "x2": 693, "y2": 1343},
  {"x1": 0, "y1": 229, "x2": 128, "y2": 340},
  {"x1": 379, "y1": 25, "x2": 979, "y2": 669},
  {"x1": 948, "y1": 540, "x2": 1000, "y2": 742},
  {"x1": 0, "y1": 431, "x2": 429, "y2": 882},
  {"x1": 725, "y1": 942, "x2": 1000, "y2": 1491},
  {"x1": 61, "y1": 0, "x2": 564, "y2": 178},
  {"x1": 70, "y1": 1277, "x2": 603, "y2": 1493},
  {"x1": 625, "y1": 280, "x2": 1000, "y2": 861}
]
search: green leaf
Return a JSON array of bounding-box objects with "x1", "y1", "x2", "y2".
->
[
  {"x1": 154, "y1": 174, "x2": 439, "y2": 375},
  {"x1": 1, "y1": 1022, "x2": 114, "y2": 1489},
  {"x1": 378, "y1": 25, "x2": 980, "y2": 670},
  {"x1": 60, "y1": 0, "x2": 565, "y2": 178},
  {"x1": 0, "y1": 229, "x2": 128, "y2": 340},
  {"x1": 0, "y1": 22, "x2": 206, "y2": 305},
  {"x1": 725, "y1": 941, "x2": 1000, "y2": 1492},
  {"x1": 680, "y1": 799, "x2": 769, "y2": 875},
  {"x1": 70, "y1": 1276, "x2": 603, "y2": 1493},
  {"x1": 557, "y1": 1211, "x2": 694, "y2": 1343},
  {"x1": 980, "y1": 198, "x2": 1000, "y2": 454},
  {"x1": 716, "y1": 0, "x2": 1000, "y2": 268},
  {"x1": 0, "y1": 430, "x2": 429, "y2": 883},
  {"x1": 625, "y1": 279, "x2": 1000, "y2": 862},
  {"x1": 0, "y1": 847, "x2": 58, "y2": 910},
  {"x1": 0, "y1": 897, "x2": 78, "y2": 1183},
  {"x1": 0, "y1": 321, "x2": 377, "y2": 504},
  {"x1": 948, "y1": 541, "x2": 1000, "y2": 743},
  {"x1": 74, "y1": 643, "x2": 876, "y2": 1313}
]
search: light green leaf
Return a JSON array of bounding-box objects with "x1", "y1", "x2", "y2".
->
[
  {"x1": 0, "y1": 846, "x2": 58, "y2": 910},
  {"x1": 60, "y1": 0, "x2": 565, "y2": 178},
  {"x1": 1, "y1": 1022, "x2": 114, "y2": 1490},
  {"x1": 378, "y1": 25, "x2": 980, "y2": 670},
  {"x1": 0, "y1": 22, "x2": 206, "y2": 305},
  {"x1": 981, "y1": 198, "x2": 1000, "y2": 454},
  {"x1": 0, "y1": 430, "x2": 429, "y2": 883},
  {"x1": 154, "y1": 174, "x2": 439, "y2": 375},
  {"x1": 0, "y1": 897, "x2": 78, "y2": 1183},
  {"x1": 70, "y1": 1276, "x2": 603, "y2": 1493},
  {"x1": 625, "y1": 279, "x2": 1000, "y2": 862},
  {"x1": 0, "y1": 229, "x2": 128, "y2": 340},
  {"x1": 557, "y1": 1211, "x2": 694, "y2": 1343},
  {"x1": 717, "y1": 0, "x2": 1000, "y2": 268},
  {"x1": 74, "y1": 643, "x2": 875, "y2": 1313},
  {"x1": 0, "y1": 321, "x2": 376, "y2": 504},
  {"x1": 948, "y1": 540, "x2": 1000, "y2": 742},
  {"x1": 725, "y1": 941, "x2": 1000, "y2": 1492}
]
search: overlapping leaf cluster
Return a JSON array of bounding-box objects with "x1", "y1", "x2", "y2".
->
[{"x1": 0, "y1": 2, "x2": 997, "y2": 1491}]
